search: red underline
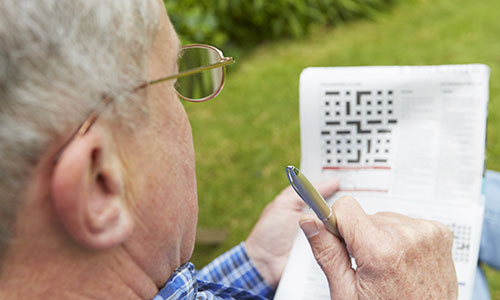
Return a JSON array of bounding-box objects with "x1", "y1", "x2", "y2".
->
[{"x1": 323, "y1": 166, "x2": 391, "y2": 170}]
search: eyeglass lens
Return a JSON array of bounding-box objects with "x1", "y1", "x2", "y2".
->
[{"x1": 176, "y1": 47, "x2": 224, "y2": 101}]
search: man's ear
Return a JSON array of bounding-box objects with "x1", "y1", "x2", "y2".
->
[{"x1": 51, "y1": 124, "x2": 133, "y2": 249}]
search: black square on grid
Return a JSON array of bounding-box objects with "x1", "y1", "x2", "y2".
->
[
  {"x1": 325, "y1": 101, "x2": 330, "y2": 106},
  {"x1": 320, "y1": 88, "x2": 399, "y2": 168}
]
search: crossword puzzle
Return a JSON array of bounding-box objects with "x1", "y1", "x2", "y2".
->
[
  {"x1": 321, "y1": 90, "x2": 397, "y2": 168},
  {"x1": 449, "y1": 223, "x2": 472, "y2": 263}
]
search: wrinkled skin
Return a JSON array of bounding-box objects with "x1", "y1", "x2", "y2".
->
[
  {"x1": 300, "y1": 197, "x2": 458, "y2": 300},
  {"x1": 246, "y1": 179, "x2": 339, "y2": 288}
]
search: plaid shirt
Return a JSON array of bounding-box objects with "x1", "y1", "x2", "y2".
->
[{"x1": 153, "y1": 242, "x2": 274, "y2": 300}]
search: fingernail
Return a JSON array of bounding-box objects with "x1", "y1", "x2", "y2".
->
[{"x1": 300, "y1": 220, "x2": 319, "y2": 238}]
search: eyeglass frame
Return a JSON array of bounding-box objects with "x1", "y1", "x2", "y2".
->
[{"x1": 53, "y1": 44, "x2": 235, "y2": 162}]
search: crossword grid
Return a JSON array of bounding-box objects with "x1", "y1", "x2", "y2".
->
[
  {"x1": 321, "y1": 90, "x2": 397, "y2": 168},
  {"x1": 449, "y1": 223, "x2": 472, "y2": 263}
]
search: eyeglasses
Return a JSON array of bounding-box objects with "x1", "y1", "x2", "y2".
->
[
  {"x1": 54, "y1": 44, "x2": 235, "y2": 162},
  {"x1": 153, "y1": 44, "x2": 234, "y2": 102}
]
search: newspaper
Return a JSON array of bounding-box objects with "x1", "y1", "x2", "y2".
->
[{"x1": 274, "y1": 65, "x2": 489, "y2": 300}]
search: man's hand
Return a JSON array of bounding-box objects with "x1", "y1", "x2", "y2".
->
[
  {"x1": 245, "y1": 179, "x2": 339, "y2": 288},
  {"x1": 300, "y1": 197, "x2": 458, "y2": 300}
]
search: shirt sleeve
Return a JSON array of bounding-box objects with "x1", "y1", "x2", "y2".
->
[
  {"x1": 479, "y1": 170, "x2": 500, "y2": 269},
  {"x1": 196, "y1": 242, "x2": 275, "y2": 299}
]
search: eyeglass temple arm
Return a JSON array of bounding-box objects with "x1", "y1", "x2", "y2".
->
[{"x1": 148, "y1": 57, "x2": 235, "y2": 86}]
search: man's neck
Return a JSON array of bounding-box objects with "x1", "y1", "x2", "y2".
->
[
  {"x1": 0, "y1": 237, "x2": 160, "y2": 300},
  {"x1": 0, "y1": 175, "x2": 160, "y2": 300}
]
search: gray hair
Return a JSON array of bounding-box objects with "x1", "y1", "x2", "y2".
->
[{"x1": 0, "y1": 0, "x2": 160, "y2": 254}]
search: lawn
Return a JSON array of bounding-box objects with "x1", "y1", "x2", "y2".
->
[{"x1": 183, "y1": 0, "x2": 500, "y2": 297}]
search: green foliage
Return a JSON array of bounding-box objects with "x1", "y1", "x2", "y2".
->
[{"x1": 165, "y1": 0, "x2": 394, "y2": 48}]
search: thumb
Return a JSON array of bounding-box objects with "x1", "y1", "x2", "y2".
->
[{"x1": 299, "y1": 216, "x2": 357, "y2": 300}]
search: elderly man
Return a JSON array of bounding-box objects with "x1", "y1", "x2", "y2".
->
[{"x1": 0, "y1": 0, "x2": 458, "y2": 299}]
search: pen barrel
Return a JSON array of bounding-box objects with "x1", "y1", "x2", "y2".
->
[
  {"x1": 323, "y1": 214, "x2": 342, "y2": 240},
  {"x1": 295, "y1": 172, "x2": 331, "y2": 218},
  {"x1": 286, "y1": 166, "x2": 342, "y2": 240}
]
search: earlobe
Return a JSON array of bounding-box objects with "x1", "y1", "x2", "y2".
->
[{"x1": 50, "y1": 126, "x2": 133, "y2": 249}]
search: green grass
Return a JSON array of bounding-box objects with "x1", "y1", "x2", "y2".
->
[
  {"x1": 484, "y1": 265, "x2": 500, "y2": 299},
  {"x1": 184, "y1": 0, "x2": 500, "y2": 296}
]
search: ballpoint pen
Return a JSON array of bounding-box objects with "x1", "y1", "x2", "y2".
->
[{"x1": 286, "y1": 165, "x2": 342, "y2": 239}]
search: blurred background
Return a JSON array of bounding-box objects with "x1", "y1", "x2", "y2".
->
[{"x1": 164, "y1": 0, "x2": 500, "y2": 297}]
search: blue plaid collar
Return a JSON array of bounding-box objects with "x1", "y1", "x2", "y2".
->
[
  {"x1": 154, "y1": 261, "x2": 269, "y2": 300},
  {"x1": 155, "y1": 263, "x2": 197, "y2": 300}
]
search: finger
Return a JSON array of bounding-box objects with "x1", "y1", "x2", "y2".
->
[
  {"x1": 299, "y1": 216, "x2": 357, "y2": 299},
  {"x1": 373, "y1": 211, "x2": 412, "y2": 223},
  {"x1": 274, "y1": 185, "x2": 309, "y2": 209},
  {"x1": 277, "y1": 178, "x2": 340, "y2": 210},
  {"x1": 314, "y1": 178, "x2": 340, "y2": 199},
  {"x1": 332, "y1": 197, "x2": 379, "y2": 257}
]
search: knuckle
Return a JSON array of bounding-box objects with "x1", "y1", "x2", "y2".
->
[
  {"x1": 423, "y1": 220, "x2": 452, "y2": 244},
  {"x1": 396, "y1": 219, "x2": 454, "y2": 253},
  {"x1": 373, "y1": 211, "x2": 395, "y2": 218},
  {"x1": 314, "y1": 243, "x2": 333, "y2": 263},
  {"x1": 313, "y1": 243, "x2": 343, "y2": 269},
  {"x1": 421, "y1": 219, "x2": 441, "y2": 236},
  {"x1": 432, "y1": 220, "x2": 453, "y2": 237},
  {"x1": 332, "y1": 196, "x2": 356, "y2": 212},
  {"x1": 339, "y1": 195, "x2": 356, "y2": 204},
  {"x1": 431, "y1": 220, "x2": 454, "y2": 249},
  {"x1": 396, "y1": 219, "x2": 439, "y2": 246}
]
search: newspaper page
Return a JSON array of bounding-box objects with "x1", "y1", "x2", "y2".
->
[{"x1": 274, "y1": 65, "x2": 489, "y2": 300}]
